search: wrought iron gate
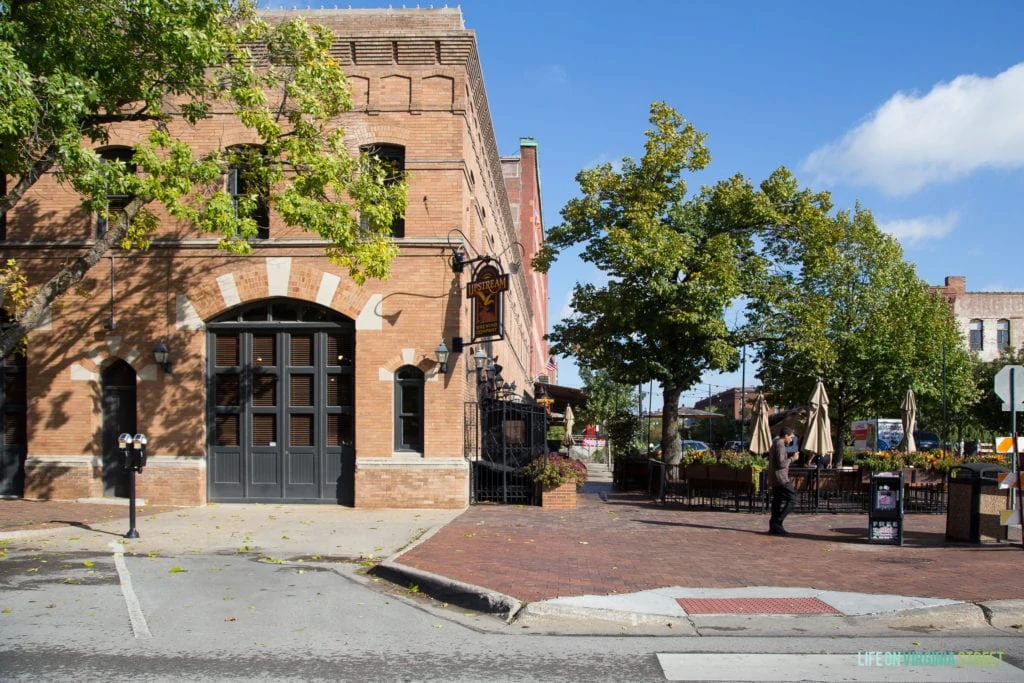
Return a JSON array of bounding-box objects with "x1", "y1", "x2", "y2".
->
[{"x1": 466, "y1": 399, "x2": 547, "y2": 504}]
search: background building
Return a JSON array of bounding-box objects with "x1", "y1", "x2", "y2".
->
[
  {"x1": 1, "y1": 8, "x2": 547, "y2": 508},
  {"x1": 932, "y1": 276, "x2": 1024, "y2": 361}
]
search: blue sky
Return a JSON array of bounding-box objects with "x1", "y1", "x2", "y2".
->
[{"x1": 263, "y1": 1, "x2": 1024, "y2": 406}]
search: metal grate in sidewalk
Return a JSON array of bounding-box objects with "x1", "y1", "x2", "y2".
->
[{"x1": 676, "y1": 597, "x2": 840, "y2": 615}]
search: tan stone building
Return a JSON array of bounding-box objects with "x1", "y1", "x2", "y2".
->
[
  {"x1": 0, "y1": 8, "x2": 548, "y2": 508},
  {"x1": 932, "y1": 276, "x2": 1024, "y2": 361}
]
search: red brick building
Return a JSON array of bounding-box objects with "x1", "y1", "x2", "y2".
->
[
  {"x1": 931, "y1": 275, "x2": 1024, "y2": 361},
  {"x1": 0, "y1": 8, "x2": 548, "y2": 508},
  {"x1": 694, "y1": 387, "x2": 779, "y2": 421}
]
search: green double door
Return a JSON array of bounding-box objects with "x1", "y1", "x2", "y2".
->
[{"x1": 207, "y1": 300, "x2": 355, "y2": 504}]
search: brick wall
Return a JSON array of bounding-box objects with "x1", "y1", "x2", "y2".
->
[
  {"x1": 4, "y1": 8, "x2": 541, "y2": 509},
  {"x1": 354, "y1": 461, "x2": 468, "y2": 508}
]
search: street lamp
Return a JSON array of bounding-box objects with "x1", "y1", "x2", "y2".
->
[
  {"x1": 153, "y1": 340, "x2": 172, "y2": 373},
  {"x1": 434, "y1": 340, "x2": 450, "y2": 374}
]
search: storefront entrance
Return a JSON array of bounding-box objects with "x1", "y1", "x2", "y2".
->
[{"x1": 207, "y1": 299, "x2": 355, "y2": 504}]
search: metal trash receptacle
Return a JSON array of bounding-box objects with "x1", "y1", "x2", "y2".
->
[{"x1": 945, "y1": 462, "x2": 1010, "y2": 543}]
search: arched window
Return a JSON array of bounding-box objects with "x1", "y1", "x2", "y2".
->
[
  {"x1": 997, "y1": 319, "x2": 1010, "y2": 351},
  {"x1": 969, "y1": 319, "x2": 984, "y2": 351},
  {"x1": 359, "y1": 143, "x2": 405, "y2": 238},
  {"x1": 393, "y1": 365, "x2": 423, "y2": 452},
  {"x1": 226, "y1": 145, "x2": 269, "y2": 239},
  {"x1": 96, "y1": 146, "x2": 136, "y2": 238}
]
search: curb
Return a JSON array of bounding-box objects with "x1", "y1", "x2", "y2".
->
[
  {"x1": 370, "y1": 560, "x2": 522, "y2": 621},
  {"x1": 979, "y1": 599, "x2": 1024, "y2": 633},
  {"x1": 519, "y1": 600, "x2": 999, "y2": 636}
]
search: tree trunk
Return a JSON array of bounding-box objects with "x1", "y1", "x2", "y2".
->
[
  {"x1": 0, "y1": 196, "x2": 144, "y2": 358},
  {"x1": 660, "y1": 384, "x2": 683, "y2": 466}
]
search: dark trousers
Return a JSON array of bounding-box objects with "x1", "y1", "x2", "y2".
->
[{"x1": 770, "y1": 482, "x2": 797, "y2": 532}]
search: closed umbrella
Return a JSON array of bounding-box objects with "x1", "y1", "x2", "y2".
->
[
  {"x1": 748, "y1": 394, "x2": 773, "y2": 456},
  {"x1": 803, "y1": 379, "x2": 834, "y2": 466},
  {"x1": 899, "y1": 388, "x2": 917, "y2": 453},
  {"x1": 562, "y1": 404, "x2": 576, "y2": 448}
]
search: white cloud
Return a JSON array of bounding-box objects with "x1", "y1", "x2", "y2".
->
[
  {"x1": 536, "y1": 64, "x2": 568, "y2": 86},
  {"x1": 556, "y1": 289, "x2": 575, "y2": 322},
  {"x1": 583, "y1": 153, "x2": 623, "y2": 173},
  {"x1": 802, "y1": 62, "x2": 1024, "y2": 195},
  {"x1": 978, "y1": 282, "x2": 1024, "y2": 293},
  {"x1": 878, "y1": 211, "x2": 959, "y2": 245}
]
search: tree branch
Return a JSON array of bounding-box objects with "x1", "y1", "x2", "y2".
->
[
  {"x1": 0, "y1": 194, "x2": 148, "y2": 358},
  {"x1": 0, "y1": 144, "x2": 57, "y2": 216},
  {"x1": 82, "y1": 109, "x2": 160, "y2": 126}
]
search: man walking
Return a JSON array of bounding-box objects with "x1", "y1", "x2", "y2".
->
[{"x1": 767, "y1": 427, "x2": 799, "y2": 535}]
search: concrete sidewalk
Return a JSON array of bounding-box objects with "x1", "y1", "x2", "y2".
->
[
  {"x1": 2, "y1": 467, "x2": 1023, "y2": 635},
  {"x1": 0, "y1": 498, "x2": 462, "y2": 562}
]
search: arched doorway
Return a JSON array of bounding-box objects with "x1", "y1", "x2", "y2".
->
[
  {"x1": 207, "y1": 299, "x2": 355, "y2": 504},
  {"x1": 101, "y1": 360, "x2": 136, "y2": 498},
  {"x1": 0, "y1": 309, "x2": 26, "y2": 497}
]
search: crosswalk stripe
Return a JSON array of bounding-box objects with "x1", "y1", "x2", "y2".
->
[{"x1": 657, "y1": 653, "x2": 1024, "y2": 682}]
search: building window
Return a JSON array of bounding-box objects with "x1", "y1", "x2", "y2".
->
[
  {"x1": 95, "y1": 147, "x2": 136, "y2": 238},
  {"x1": 394, "y1": 365, "x2": 423, "y2": 452},
  {"x1": 359, "y1": 143, "x2": 405, "y2": 238},
  {"x1": 969, "y1": 319, "x2": 984, "y2": 351},
  {"x1": 226, "y1": 145, "x2": 269, "y2": 239},
  {"x1": 997, "y1": 319, "x2": 1010, "y2": 351}
]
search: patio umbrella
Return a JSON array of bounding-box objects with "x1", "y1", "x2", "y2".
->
[
  {"x1": 899, "y1": 387, "x2": 917, "y2": 453},
  {"x1": 748, "y1": 394, "x2": 773, "y2": 455},
  {"x1": 803, "y1": 379, "x2": 834, "y2": 465},
  {"x1": 562, "y1": 404, "x2": 575, "y2": 448}
]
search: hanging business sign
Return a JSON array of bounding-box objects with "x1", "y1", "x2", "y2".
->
[{"x1": 468, "y1": 263, "x2": 508, "y2": 341}]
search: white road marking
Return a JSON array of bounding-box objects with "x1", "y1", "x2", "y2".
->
[
  {"x1": 657, "y1": 653, "x2": 1024, "y2": 682},
  {"x1": 110, "y1": 540, "x2": 152, "y2": 639}
]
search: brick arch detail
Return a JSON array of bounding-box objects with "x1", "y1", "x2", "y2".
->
[
  {"x1": 180, "y1": 258, "x2": 367, "y2": 323},
  {"x1": 69, "y1": 340, "x2": 157, "y2": 384},
  {"x1": 347, "y1": 123, "x2": 413, "y2": 150},
  {"x1": 377, "y1": 349, "x2": 440, "y2": 381}
]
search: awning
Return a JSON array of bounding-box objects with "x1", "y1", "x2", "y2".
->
[{"x1": 533, "y1": 382, "x2": 586, "y2": 416}]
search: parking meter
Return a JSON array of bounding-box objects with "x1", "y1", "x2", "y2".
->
[
  {"x1": 118, "y1": 433, "x2": 133, "y2": 471},
  {"x1": 132, "y1": 433, "x2": 148, "y2": 473},
  {"x1": 119, "y1": 432, "x2": 148, "y2": 539}
]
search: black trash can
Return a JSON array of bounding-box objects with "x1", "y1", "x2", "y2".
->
[
  {"x1": 945, "y1": 462, "x2": 1010, "y2": 543},
  {"x1": 868, "y1": 471, "x2": 904, "y2": 545}
]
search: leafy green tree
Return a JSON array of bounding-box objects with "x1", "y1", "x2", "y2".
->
[
  {"x1": 534, "y1": 102, "x2": 764, "y2": 466},
  {"x1": 0, "y1": 0, "x2": 406, "y2": 357},
  {"x1": 966, "y1": 346, "x2": 1024, "y2": 440},
  {"x1": 575, "y1": 366, "x2": 633, "y2": 435},
  {"x1": 747, "y1": 203, "x2": 977, "y2": 448},
  {"x1": 574, "y1": 366, "x2": 639, "y2": 455}
]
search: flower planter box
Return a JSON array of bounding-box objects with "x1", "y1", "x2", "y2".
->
[
  {"x1": 686, "y1": 464, "x2": 709, "y2": 480},
  {"x1": 911, "y1": 469, "x2": 947, "y2": 487},
  {"x1": 706, "y1": 464, "x2": 736, "y2": 482},
  {"x1": 736, "y1": 466, "x2": 762, "y2": 493},
  {"x1": 540, "y1": 481, "x2": 578, "y2": 509}
]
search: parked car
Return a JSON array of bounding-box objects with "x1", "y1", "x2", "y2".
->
[
  {"x1": 681, "y1": 439, "x2": 712, "y2": 455},
  {"x1": 723, "y1": 440, "x2": 745, "y2": 451},
  {"x1": 914, "y1": 430, "x2": 941, "y2": 450}
]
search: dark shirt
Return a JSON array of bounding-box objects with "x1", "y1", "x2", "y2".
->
[{"x1": 768, "y1": 437, "x2": 795, "y2": 487}]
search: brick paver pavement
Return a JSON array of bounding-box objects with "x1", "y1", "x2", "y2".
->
[
  {"x1": 4, "y1": 490, "x2": 1022, "y2": 606},
  {"x1": 0, "y1": 498, "x2": 177, "y2": 532},
  {"x1": 396, "y1": 489, "x2": 1024, "y2": 604}
]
